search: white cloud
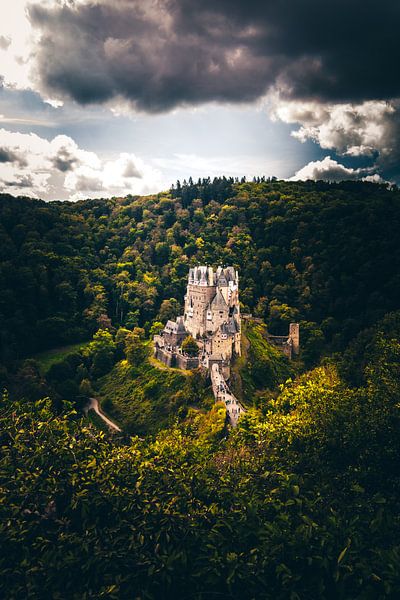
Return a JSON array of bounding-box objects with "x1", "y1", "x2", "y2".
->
[
  {"x1": 0, "y1": 0, "x2": 67, "y2": 98},
  {"x1": 0, "y1": 128, "x2": 163, "y2": 200},
  {"x1": 0, "y1": 0, "x2": 34, "y2": 90},
  {"x1": 362, "y1": 173, "x2": 385, "y2": 183},
  {"x1": 270, "y1": 96, "x2": 396, "y2": 158},
  {"x1": 289, "y1": 156, "x2": 382, "y2": 182},
  {"x1": 64, "y1": 152, "x2": 163, "y2": 201}
]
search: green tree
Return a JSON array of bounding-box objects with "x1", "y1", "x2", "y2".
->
[
  {"x1": 181, "y1": 335, "x2": 198, "y2": 356},
  {"x1": 83, "y1": 329, "x2": 117, "y2": 378},
  {"x1": 149, "y1": 321, "x2": 164, "y2": 337},
  {"x1": 125, "y1": 330, "x2": 147, "y2": 366},
  {"x1": 157, "y1": 298, "x2": 180, "y2": 322}
]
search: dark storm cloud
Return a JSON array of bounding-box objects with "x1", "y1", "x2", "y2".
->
[
  {"x1": 52, "y1": 146, "x2": 79, "y2": 172},
  {"x1": 0, "y1": 147, "x2": 28, "y2": 167},
  {"x1": 0, "y1": 147, "x2": 17, "y2": 163},
  {"x1": 28, "y1": 0, "x2": 400, "y2": 112}
]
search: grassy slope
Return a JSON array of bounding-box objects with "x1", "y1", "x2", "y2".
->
[
  {"x1": 96, "y1": 349, "x2": 214, "y2": 436},
  {"x1": 230, "y1": 321, "x2": 296, "y2": 405},
  {"x1": 33, "y1": 342, "x2": 89, "y2": 374},
  {"x1": 97, "y1": 324, "x2": 296, "y2": 434},
  {"x1": 32, "y1": 325, "x2": 296, "y2": 433}
]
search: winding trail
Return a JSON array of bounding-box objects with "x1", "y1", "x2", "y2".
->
[{"x1": 84, "y1": 397, "x2": 122, "y2": 432}]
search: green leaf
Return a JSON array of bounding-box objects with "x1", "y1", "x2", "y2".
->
[{"x1": 337, "y1": 546, "x2": 349, "y2": 564}]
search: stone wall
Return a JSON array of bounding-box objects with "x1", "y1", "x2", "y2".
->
[
  {"x1": 289, "y1": 322, "x2": 300, "y2": 355},
  {"x1": 211, "y1": 329, "x2": 234, "y2": 360},
  {"x1": 155, "y1": 347, "x2": 200, "y2": 370},
  {"x1": 155, "y1": 347, "x2": 174, "y2": 367},
  {"x1": 175, "y1": 354, "x2": 199, "y2": 370},
  {"x1": 266, "y1": 322, "x2": 300, "y2": 359}
]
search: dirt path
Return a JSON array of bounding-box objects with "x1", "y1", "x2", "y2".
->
[{"x1": 84, "y1": 397, "x2": 122, "y2": 432}]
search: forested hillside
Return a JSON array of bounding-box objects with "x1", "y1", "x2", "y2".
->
[
  {"x1": 1, "y1": 312, "x2": 400, "y2": 599},
  {"x1": 1, "y1": 179, "x2": 399, "y2": 366},
  {"x1": 1, "y1": 179, "x2": 400, "y2": 599}
]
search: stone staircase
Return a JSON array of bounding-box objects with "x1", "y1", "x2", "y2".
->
[{"x1": 210, "y1": 363, "x2": 245, "y2": 427}]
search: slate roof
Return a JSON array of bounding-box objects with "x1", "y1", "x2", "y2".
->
[
  {"x1": 164, "y1": 316, "x2": 186, "y2": 334},
  {"x1": 211, "y1": 288, "x2": 228, "y2": 308},
  {"x1": 220, "y1": 318, "x2": 240, "y2": 335}
]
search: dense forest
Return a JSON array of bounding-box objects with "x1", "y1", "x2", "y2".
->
[
  {"x1": 1, "y1": 178, "x2": 399, "y2": 365},
  {"x1": 1, "y1": 179, "x2": 400, "y2": 598}
]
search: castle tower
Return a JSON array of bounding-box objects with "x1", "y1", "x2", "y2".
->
[
  {"x1": 289, "y1": 323, "x2": 300, "y2": 356},
  {"x1": 183, "y1": 266, "x2": 241, "y2": 356},
  {"x1": 184, "y1": 265, "x2": 217, "y2": 338}
]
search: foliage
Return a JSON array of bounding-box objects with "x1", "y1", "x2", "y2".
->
[
  {"x1": 181, "y1": 334, "x2": 198, "y2": 356},
  {"x1": 82, "y1": 329, "x2": 116, "y2": 377},
  {"x1": 1, "y1": 179, "x2": 400, "y2": 598},
  {"x1": 1, "y1": 180, "x2": 400, "y2": 365},
  {"x1": 32, "y1": 342, "x2": 89, "y2": 375},
  {"x1": 96, "y1": 354, "x2": 213, "y2": 436},
  {"x1": 231, "y1": 321, "x2": 294, "y2": 404},
  {"x1": 149, "y1": 321, "x2": 164, "y2": 337},
  {"x1": 124, "y1": 328, "x2": 147, "y2": 366},
  {"x1": 2, "y1": 320, "x2": 400, "y2": 600},
  {"x1": 338, "y1": 310, "x2": 400, "y2": 387}
]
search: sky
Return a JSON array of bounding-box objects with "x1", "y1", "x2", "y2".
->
[{"x1": 0, "y1": 0, "x2": 399, "y2": 201}]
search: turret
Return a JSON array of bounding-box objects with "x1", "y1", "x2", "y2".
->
[{"x1": 289, "y1": 323, "x2": 300, "y2": 355}]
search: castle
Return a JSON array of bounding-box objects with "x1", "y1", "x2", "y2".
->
[
  {"x1": 153, "y1": 266, "x2": 241, "y2": 374},
  {"x1": 153, "y1": 265, "x2": 299, "y2": 426}
]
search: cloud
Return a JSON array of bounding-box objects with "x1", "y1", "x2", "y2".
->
[
  {"x1": 0, "y1": 36, "x2": 11, "y2": 50},
  {"x1": 290, "y1": 156, "x2": 382, "y2": 182},
  {"x1": 24, "y1": 0, "x2": 400, "y2": 113},
  {"x1": 0, "y1": 1, "x2": 399, "y2": 187},
  {"x1": 270, "y1": 95, "x2": 400, "y2": 180},
  {"x1": 63, "y1": 152, "x2": 160, "y2": 201},
  {"x1": 0, "y1": 128, "x2": 163, "y2": 199},
  {"x1": 153, "y1": 152, "x2": 289, "y2": 180},
  {"x1": 52, "y1": 145, "x2": 80, "y2": 172},
  {"x1": 271, "y1": 98, "x2": 397, "y2": 158},
  {"x1": 0, "y1": 146, "x2": 28, "y2": 166},
  {"x1": 0, "y1": 0, "x2": 34, "y2": 90},
  {"x1": 2, "y1": 173, "x2": 34, "y2": 188},
  {"x1": 68, "y1": 172, "x2": 104, "y2": 192},
  {"x1": 22, "y1": 0, "x2": 400, "y2": 184},
  {"x1": 123, "y1": 159, "x2": 142, "y2": 179}
]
